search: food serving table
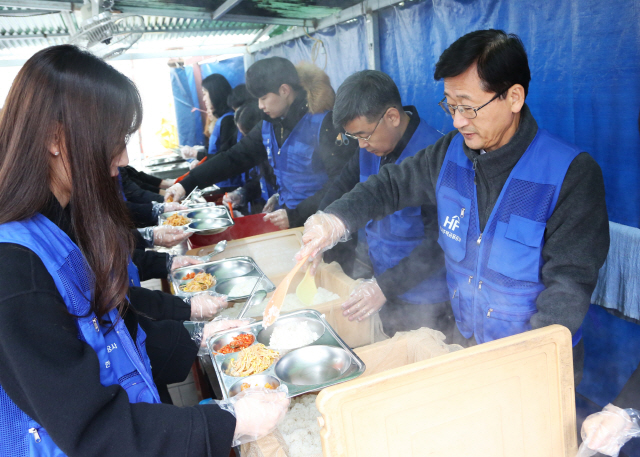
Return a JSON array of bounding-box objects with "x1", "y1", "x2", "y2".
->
[{"x1": 188, "y1": 213, "x2": 281, "y2": 249}]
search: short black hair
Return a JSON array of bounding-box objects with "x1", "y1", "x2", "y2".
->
[
  {"x1": 434, "y1": 29, "x2": 531, "y2": 97},
  {"x1": 227, "y1": 84, "x2": 254, "y2": 110},
  {"x1": 234, "y1": 100, "x2": 262, "y2": 134},
  {"x1": 245, "y1": 57, "x2": 301, "y2": 98},
  {"x1": 202, "y1": 73, "x2": 232, "y2": 117},
  {"x1": 332, "y1": 70, "x2": 402, "y2": 129}
]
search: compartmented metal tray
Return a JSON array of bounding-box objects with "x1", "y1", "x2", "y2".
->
[
  {"x1": 145, "y1": 153, "x2": 183, "y2": 167},
  {"x1": 172, "y1": 256, "x2": 275, "y2": 299},
  {"x1": 159, "y1": 206, "x2": 234, "y2": 235},
  {"x1": 207, "y1": 309, "x2": 366, "y2": 399}
]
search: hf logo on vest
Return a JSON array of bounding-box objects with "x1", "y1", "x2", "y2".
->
[{"x1": 441, "y1": 215, "x2": 462, "y2": 242}]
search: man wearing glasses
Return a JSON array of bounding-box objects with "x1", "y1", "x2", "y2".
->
[
  {"x1": 297, "y1": 29, "x2": 609, "y2": 384},
  {"x1": 316, "y1": 70, "x2": 453, "y2": 338}
]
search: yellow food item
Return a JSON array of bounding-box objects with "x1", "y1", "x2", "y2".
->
[
  {"x1": 181, "y1": 272, "x2": 216, "y2": 292},
  {"x1": 227, "y1": 344, "x2": 279, "y2": 377},
  {"x1": 164, "y1": 213, "x2": 190, "y2": 226}
]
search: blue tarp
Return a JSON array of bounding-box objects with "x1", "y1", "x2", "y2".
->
[
  {"x1": 378, "y1": 0, "x2": 640, "y2": 227},
  {"x1": 255, "y1": 17, "x2": 367, "y2": 90},
  {"x1": 200, "y1": 56, "x2": 246, "y2": 87},
  {"x1": 170, "y1": 66, "x2": 204, "y2": 147}
]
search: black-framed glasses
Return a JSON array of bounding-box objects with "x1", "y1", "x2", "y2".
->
[
  {"x1": 438, "y1": 91, "x2": 506, "y2": 119},
  {"x1": 343, "y1": 108, "x2": 389, "y2": 142}
]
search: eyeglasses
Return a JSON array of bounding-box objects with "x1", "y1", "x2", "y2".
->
[
  {"x1": 343, "y1": 108, "x2": 389, "y2": 142},
  {"x1": 438, "y1": 91, "x2": 505, "y2": 119}
]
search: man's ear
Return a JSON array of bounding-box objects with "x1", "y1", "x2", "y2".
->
[
  {"x1": 386, "y1": 107, "x2": 402, "y2": 128},
  {"x1": 279, "y1": 84, "x2": 292, "y2": 98},
  {"x1": 508, "y1": 84, "x2": 525, "y2": 114}
]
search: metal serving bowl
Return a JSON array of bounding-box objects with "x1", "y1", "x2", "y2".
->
[
  {"x1": 187, "y1": 218, "x2": 232, "y2": 235},
  {"x1": 209, "y1": 331, "x2": 255, "y2": 353},
  {"x1": 205, "y1": 260, "x2": 255, "y2": 281},
  {"x1": 275, "y1": 345, "x2": 352, "y2": 386},
  {"x1": 187, "y1": 207, "x2": 228, "y2": 219},
  {"x1": 256, "y1": 317, "x2": 325, "y2": 348},
  {"x1": 228, "y1": 375, "x2": 281, "y2": 397}
]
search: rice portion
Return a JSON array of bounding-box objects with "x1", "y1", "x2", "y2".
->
[
  {"x1": 279, "y1": 394, "x2": 322, "y2": 457},
  {"x1": 227, "y1": 277, "x2": 261, "y2": 298},
  {"x1": 269, "y1": 321, "x2": 319, "y2": 349}
]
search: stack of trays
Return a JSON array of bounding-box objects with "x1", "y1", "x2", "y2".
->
[
  {"x1": 172, "y1": 256, "x2": 275, "y2": 300},
  {"x1": 159, "y1": 206, "x2": 234, "y2": 235},
  {"x1": 208, "y1": 310, "x2": 366, "y2": 399}
]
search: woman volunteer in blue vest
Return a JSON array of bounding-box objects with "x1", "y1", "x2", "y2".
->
[
  {"x1": 0, "y1": 45, "x2": 288, "y2": 457},
  {"x1": 296, "y1": 30, "x2": 609, "y2": 385},
  {"x1": 165, "y1": 57, "x2": 358, "y2": 231},
  {"x1": 317, "y1": 70, "x2": 452, "y2": 337}
]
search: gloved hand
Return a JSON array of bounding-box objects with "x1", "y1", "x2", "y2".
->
[
  {"x1": 263, "y1": 209, "x2": 289, "y2": 230},
  {"x1": 180, "y1": 146, "x2": 198, "y2": 159},
  {"x1": 262, "y1": 193, "x2": 279, "y2": 213},
  {"x1": 160, "y1": 178, "x2": 175, "y2": 189},
  {"x1": 295, "y1": 211, "x2": 350, "y2": 265},
  {"x1": 342, "y1": 278, "x2": 386, "y2": 322},
  {"x1": 231, "y1": 387, "x2": 290, "y2": 445},
  {"x1": 189, "y1": 160, "x2": 200, "y2": 170},
  {"x1": 577, "y1": 404, "x2": 640, "y2": 457},
  {"x1": 164, "y1": 183, "x2": 186, "y2": 203},
  {"x1": 170, "y1": 255, "x2": 203, "y2": 270},
  {"x1": 185, "y1": 292, "x2": 229, "y2": 321},
  {"x1": 163, "y1": 202, "x2": 188, "y2": 213},
  {"x1": 153, "y1": 226, "x2": 192, "y2": 248},
  {"x1": 223, "y1": 189, "x2": 245, "y2": 208},
  {"x1": 198, "y1": 318, "x2": 253, "y2": 348}
]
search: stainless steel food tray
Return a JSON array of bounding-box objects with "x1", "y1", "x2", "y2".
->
[
  {"x1": 171, "y1": 256, "x2": 275, "y2": 299},
  {"x1": 145, "y1": 154, "x2": 183, "y2": 167},
  {"x1": 159, "y1": 206, "x2": 234, "y2": 235},
  {"x1": 207, "y1": 309, "x2": 366, "y2": 399}
]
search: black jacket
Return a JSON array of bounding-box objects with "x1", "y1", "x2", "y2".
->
[
  {"x1": 181, "y1": 92, "x2": 358, "y2": 227},
  {"x1": 320, "y1": 108, "x2": 445, "y2": 301},
  {"x1": 325, "y1": 104, "x2": 609, "y2": 336},
  {"x1": 122, "y1": 165, "x2": 163, "y2": 193},
  {"x1": 120, "y1": 166, "x2": 163, "y2": 204},
  {"x1": 0, "y1": 201, "x2": 235, "y2": 457},
  {"x1": 196, "y1": 114, "x2": 238, "y2": 161}
]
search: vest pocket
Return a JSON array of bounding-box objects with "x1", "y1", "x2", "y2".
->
[
  {"x1": 487, "y1": 215, "x2": 546, "y2": 282},
  {"x1": 483, "y1": 303, "x2": 537, "y2": 342},
  {"x1": 436, "y1": 186, "x2": 470, "y2": 262}
]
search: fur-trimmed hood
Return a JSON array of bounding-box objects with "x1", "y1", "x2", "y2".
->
[{"x1": 295, "y1": 62, "x2": 335, "y2": 114}]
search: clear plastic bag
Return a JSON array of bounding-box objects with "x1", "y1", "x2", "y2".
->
[{"x1": 577, "y1": 404, "x2": 640, "y2": 456}]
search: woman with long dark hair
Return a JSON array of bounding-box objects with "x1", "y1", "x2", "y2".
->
[{"x1": 0, "y1": 45, "x2": 287, "y2": 457}]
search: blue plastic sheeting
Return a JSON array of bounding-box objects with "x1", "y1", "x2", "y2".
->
[
  {"x1": 379, "y1": 0, "x2": 640, "y2": 227},
  {"x1": 170, "y1": 66, "x2": 204, "y2": 147},
  {"x1": 200, "y1": 56, "x2": 246, "y2": 88},
  {"x1": 255, "y1": 17, "x2": 367, "y2": 91}
]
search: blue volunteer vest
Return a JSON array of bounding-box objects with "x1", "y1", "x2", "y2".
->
[
  {"x1": 262, "y1": 112, "x2": 329, "y2": 209},
  {"x1": 209, "y1": 112, "x2": 243, "y2": 188},
  {"x1": 435, "y1": 130, "x2": 581, "y2": 344},
  {"x1": 360, "y1": 119, "x2": 448, "y2": 305},
  {"x1": 0, "y1": 214, "x2": 160, "y2": 457}
]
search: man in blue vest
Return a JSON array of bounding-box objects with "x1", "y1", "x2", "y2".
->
[
  {"x1": 317, "y1": 70, "x2": 452, "y2": 338},
  {"x1": 297, "y1": 30, "x2": 609, "y2": 384}
]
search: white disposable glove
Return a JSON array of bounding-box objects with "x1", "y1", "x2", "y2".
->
[
  {"x1": 153, "y1": 226, "x2": 192, "y2": 248},
  {"x1": 162, "y1": 202, "x2": 188, "y2": 213},
  {"x1": 170, "y1": 255, "x2": 203, "y2": 270},
  {"x1": 185, "y1": 292, "x2": 229, "y2": 321},
  {"x1": 160, "y1": 178, "x2": 175, "y2": 189},
  {"x1": 231, "y1": 387, "x2": 290, "y2": 445},
  {"x1": 198, "y1": 318, "x2": 253, "y2": 348},
  {"x1": 223, "y1": 189, "x2": 244, "y2": 208},
  {"x1": 180, "y1": 146, "x2": 198, "y2": 159},
  {"x1": 341, "y1": 278, "x2": 386, "y2": 322},
  {"x1": 295, "y1": 211, "x2": 350, "y2": 267},
  {"x1": 164, "y1": 183, "x2": 186, "y2": 203},
  {"x1": 577, "y1": 404, "x2": 640, "y2": 456},
  {"x1": 262, "y1": 193, "x2": 279, "y2": 213},
  {"x1": 263, "y1": 209, "x2": 289, "y2": 230}
]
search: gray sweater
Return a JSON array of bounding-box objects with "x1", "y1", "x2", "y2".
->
[{"x1": 325, "y1": 104, "x2": 609, "y2": 335}]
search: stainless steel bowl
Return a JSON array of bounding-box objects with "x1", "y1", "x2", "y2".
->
[
  {"x1": 187, "y1": 207, "x2": 228, "y2": 219},
  {"x1": 228, "y1": 375, "x2": 281, "y2": 397},
  {"x1": 256, "y1": 317, "x2": 325, "y2": 348},
  {"x1": 275, "y1": 346, "x2": 352, "y2": 386},
  {"x1": 171, "y1": 267, "x2": 204, "y2": 283},
  {"x1": 205, "y1": 260, "x2": 255, "y2": 280},
  {"x1": 187, "y1": 218, "x2": 233, "y2": 235},
  {"x1": 215, "y1": 276, "x2": 266, "y2": 299},
  {"x1": 209, "y1": 331, "x2": 255, "y2": 353}
]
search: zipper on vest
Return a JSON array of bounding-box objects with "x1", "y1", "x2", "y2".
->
[
  {"x1": 28, "y1": 427, "x2": 41, "y2": 443},
  {"x1": 478, "y1": 281, "x2": 483, "y2": 290},
  {"x1": 468, "y1": 275, "x2": 473, "y2": 283},
  {"x1": 477, "y1": 233, "x2": 483, "y2": 245},
  {"x1": 460, "y1": 207, "x2": 465, "y2": 218},
  {"x1": 92, "y1": 317, "x2": 99, "y2": 332},
  {"x1": 452, "y1": 289, "x2": 457, "y2": 299},
  {"x1": 472, "y1": 158, "x2": 477, "y2": 185},
  {"x1": 278, "y1": 125, "x2": 284, "y2": 155},
  {"x1": 487, "y1": 307, "x2": 493, "y2": 317}
]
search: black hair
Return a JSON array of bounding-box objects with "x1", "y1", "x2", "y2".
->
[
  {"x1": 227, "y1": 84, "x2": 254, "y2": 111},
  {"x1": 234, "y1": 100, "x2": 262, "y2": 135},
  {"x1": 245, "y1": 57, "x2": 302, "y2": 98},
  {"x1": 332, "y1": 70, "x2": 402, "y2": 129},
  {"x1": 202, "y1": 73, "x2": 232, "y2": 117},
  {"x1": 434, "y1": 29, "x2": 531, "y2": 97}
]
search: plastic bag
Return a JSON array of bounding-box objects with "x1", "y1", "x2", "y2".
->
[{"x1": 577, "y1": 404, "x2": 640, "y2": 456}]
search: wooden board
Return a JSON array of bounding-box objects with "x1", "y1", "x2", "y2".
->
[{"x1": 316, "y1": 325, "x2": 577, "y2": 457}]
